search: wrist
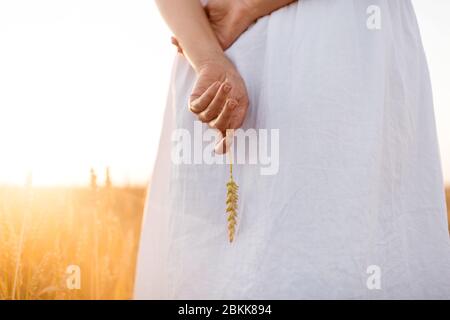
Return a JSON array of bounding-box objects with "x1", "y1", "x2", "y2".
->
[
  {"x1": 194, "y1": 52, "x2": 229, "y2": 74},
  {"x1": 185, "y1": 42, "x2": 225, "y2": 73},
  {"x1": 240, "y1": 0, "x2": 296, "y2": 22},
  {"x1": 239, "y1": 0, "x2": 261, "y2": 23}
]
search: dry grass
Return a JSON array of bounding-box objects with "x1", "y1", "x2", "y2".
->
[
  {"x1": 0, "y1": 179, "x2": 449, "y2": 300},
  {"x1": 446, "y1": 187, "x2": 450, "y2": 232},
  {"x1": 0, "y1": 176, "x2": 146, "y2": 300}
]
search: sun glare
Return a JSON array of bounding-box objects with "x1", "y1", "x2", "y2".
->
[
  {"x1": 0, "y1": 0, "x2": 449, "y2": 186},
  {"x1": 0, "y1": 0, "x2": 173, "y2": 186}
]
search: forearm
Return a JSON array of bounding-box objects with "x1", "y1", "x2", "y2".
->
[
  {"x1": 244, "y1": 0, "x2": 297, "y2": 21},
  {"x1": 155, "y1": 0, "x2": 223, "y2": 71}
]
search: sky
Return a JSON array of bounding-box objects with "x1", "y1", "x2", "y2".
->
[{"x1": 0, "y1": 0, "x2": 449, "y2": 186}]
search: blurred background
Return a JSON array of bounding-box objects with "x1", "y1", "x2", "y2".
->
[{"x1": 0, "y1": 0, "x2": 449, "y2": 299}]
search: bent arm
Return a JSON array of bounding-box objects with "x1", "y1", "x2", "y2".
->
[{"x1": 155, "y1": 0, "x2": 223, "y2": 71}]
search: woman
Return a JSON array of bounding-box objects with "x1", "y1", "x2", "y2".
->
[{"x1": 135, "y1": 0, "x2": 450, "y2": 299}]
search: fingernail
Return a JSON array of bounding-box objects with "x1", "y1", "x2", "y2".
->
[
  {"x1": 223, "y1": 83, "x2": 231, "y2": 93},
  {"x1": 225, "y1": 133, "x2": 234, "y2": 150},
  {"x1": 228, "y1": 100, "x2": 237, "y2": 109},
  {"x1": 214, "y1": 138, "x2": 226, "y2": 154}
]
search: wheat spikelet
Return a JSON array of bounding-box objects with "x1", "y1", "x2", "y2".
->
[{"x1": 226, "y1": 160, "x2": 238, "y2": 243}]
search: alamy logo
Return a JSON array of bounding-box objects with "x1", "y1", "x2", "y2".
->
[
  {"x1": 366, "y1": 5, "x2": 381, "y2": 30},
  {"x1": 66, "y1": 265, "x2": 81, "y2": 290},
  {"x1": 366, "y1": 265, "x2": 381, "y2": 290},
  {"x1": 171, "y1": 121, "x2": 280, "y2": 175}
]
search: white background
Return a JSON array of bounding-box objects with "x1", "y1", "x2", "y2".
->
[{"x1": 0, "y1": 0, "x2": 449, "y2": 186}]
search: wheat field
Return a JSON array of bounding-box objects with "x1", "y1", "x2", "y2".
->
[
  {"x1": 0, "y1": 171, "x2": 449, "y2": 300},
  {"x1": 0, "y1": 170, "x2": 146, "y2": 300}
]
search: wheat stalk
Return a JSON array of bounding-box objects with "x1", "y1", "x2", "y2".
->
[
  {"x1": 226, "y1": 153, "x2": 238, "y2": 243},
  {"x1": 12, "y1": 174, "x2": 33, "y2": 300}
]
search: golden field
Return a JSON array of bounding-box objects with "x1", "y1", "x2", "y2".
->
[
  {"x1": 0, "y1": 174, "x2": 449, "y2": 300},
  {"x1": 0, "y1": 171, "x2": 146, "y2": 300}
]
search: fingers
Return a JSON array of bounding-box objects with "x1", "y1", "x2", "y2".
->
[
  {"x1": 189, "y1": 81, "x2": 221, "y2": 114},
  {"x1": 214, "y1": 129, "x2": 235, "y2": 155},
  {"x1": 211, "y1": 99, "x2": 238, "y2": 155},
  {"x1": 209, "y1": 98, "x2": 237, "y2": 132},
  {"x1": 228, "y1": 97, "x2": 249, "y2": 130},
  {"x1": 197, "y1": 82, "x2": 232, "y2": 122},
  {"x1": 214, "y1": 131, "x2": 226, "y2": 155}
]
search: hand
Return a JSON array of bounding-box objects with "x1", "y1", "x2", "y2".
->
[
  {"x1": 205, "y1": 0, "x2": 255, "y2": 50},
  {"x1": 170, "y1": 0, "x2": 253, "y2": 53},
  {"x1": 189, "y1": 55, "x2": 249, "y2": 153},
  {"x1": 170, "y1": 0, "x2": 297, "y2": 52}
]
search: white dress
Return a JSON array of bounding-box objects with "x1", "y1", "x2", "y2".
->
[{"x1": 134, "y1": 0, "x2": 450, "y2": 299}]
